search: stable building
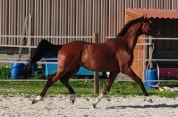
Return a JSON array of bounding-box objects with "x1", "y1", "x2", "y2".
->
[{"x1": 126, "y1": 8, "x2": 178, "y2": 79}]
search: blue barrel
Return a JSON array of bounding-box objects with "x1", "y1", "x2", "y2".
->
[
  {"x1": 10, "y1": 63, "x2": 25, "y2": 79},
  {"x1": 42, "y1": 56, "x2": 58, "y2": 76},
  {"x1": 76, "y1": 67, "x2": 102, "y2": 76},
  {"x1": 145, "y1": 69, "x2": 158, "y2": 89},
  {"x1": 24, "y1": 60, "x2": 38, "y2": 77}
]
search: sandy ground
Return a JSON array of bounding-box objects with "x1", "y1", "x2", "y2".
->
[{"x1": 0, "y1": 95, "x2": 178, "y2": 117}]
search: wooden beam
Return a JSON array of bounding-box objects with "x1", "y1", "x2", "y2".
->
[
  {"x1": 28, "y1": 14, "x2": 32, "y2": 58},
  {"x1": 92, "y1": 33, "x2": 99, "y2": 94}
]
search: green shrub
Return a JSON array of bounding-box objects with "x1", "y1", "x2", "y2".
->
[
  {"x1": 0, "y1": 65, "x2": 46, "y2": 79},
  {"x1": 31, "y1": 70, "x2": 46, "y2": 79},
  {"x1": 0, "y1": 66, "x2": 10, "y2": 79}
]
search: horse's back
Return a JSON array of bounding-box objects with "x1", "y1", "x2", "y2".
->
[
  {"x1": 59, "y1": 41, "x2": 85, "y2": 54},
  {"x1": 81, "y1": 41, "x2": 119, "y2": 71},
  {"x1": 58, "y1": 40, "x2": 119, "y2": 71}
]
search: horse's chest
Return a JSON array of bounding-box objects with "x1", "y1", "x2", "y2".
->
[{"x1": 118, "y1": 51, "x2": 133, "y2": 66}]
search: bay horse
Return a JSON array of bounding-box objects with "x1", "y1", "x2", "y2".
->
[{"x1": 27, "y1": 14, "x2": 160, "y2": 108}]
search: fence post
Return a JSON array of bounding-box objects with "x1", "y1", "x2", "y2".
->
[
  {"x1": 149, "y1": 36, "x2": 153, "y2": 69},
  {"x1": 18, "y1": 16, "x2": 28, "y2": 59},
  {"x1": 92, "y1": 33, "x2": 99, "y2": 94},
  {"x1": 28, "y1": 14, "x2": 32, "y2": 58}
]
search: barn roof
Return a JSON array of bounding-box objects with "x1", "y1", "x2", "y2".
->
[{"x1": 127, "y1": 8, "x2": 178, "y2": 19}]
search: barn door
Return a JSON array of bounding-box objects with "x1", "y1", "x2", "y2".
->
[{"x1": 131, "y1": 35, "x2": 146, "y2": 79}]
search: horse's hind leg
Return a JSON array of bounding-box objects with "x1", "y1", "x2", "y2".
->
[
  {"x1": 123, "y1": 67, "x2": 152, "y2": 103},
  {"x1": 60, "y1": 65, "x2": 80, "y2": 104},
  {"x1": 102, "y1": 72, "x2": 108, "y2": 79},
  {"x1": 31, "y1": 68, "x2": 67, "y2": 104},
  {"x1": 92, "y1": 72, "x2": 118, "y2": 108}
]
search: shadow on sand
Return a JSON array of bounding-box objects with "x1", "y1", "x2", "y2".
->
[{"x1": 106, "y1": 104, "x2": 178, "y2": 110}]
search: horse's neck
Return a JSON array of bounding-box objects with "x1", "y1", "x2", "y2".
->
[{"x1": 123, "y1": 24, "x2": 143, "y2": 50}]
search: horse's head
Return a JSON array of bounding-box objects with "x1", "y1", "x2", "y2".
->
[{"x1": 140, "y1": 13, "x2": 160, "y2": 38}]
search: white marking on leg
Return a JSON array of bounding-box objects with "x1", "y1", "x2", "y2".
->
[
  {"x1": 93, "y1": 93, "x2": 104, "y2": 105},
  {"x1": 144, "y1": 96, "x2": 153, "y2": 103},
  {"x1": 70, "y1": 94, "x2": 76, "y2": 100},
  {"x1": 35, "y1": 95, "x2": 42, "y2": 101},
  {"x1": 106, "y1": 72, "x2": 110, "y2": 76},
  {"x1": 70, "y1": 94, "x2": 76, "y2": 103}
]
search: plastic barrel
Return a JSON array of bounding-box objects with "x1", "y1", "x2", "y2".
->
[
  {"x1": 10, "y1": 63, "x2": 25, "y2": 79},
  {"x1": 145, "y1": 69, "x2": 158, "y2": 89},
  {"x1": 24, "y1": 60, "x2": 38, "y2": 77},
  {"x1": 42, "y1": 56, "x2": 58, "y2": 76},
  {"x1": 75, "y1": 67, "x2": 103, "y2": 76}
]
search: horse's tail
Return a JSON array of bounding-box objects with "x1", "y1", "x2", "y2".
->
[{"x1": 29, "y1": 39, "x2": 63, "y2": 64}]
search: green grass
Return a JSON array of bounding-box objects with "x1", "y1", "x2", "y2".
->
[
  {"x1": 0, "y1": 81, "x2": 178, "y2": 98},
  {"x1": 1, "y1": 65, "x2": 178, "y2": 98}
]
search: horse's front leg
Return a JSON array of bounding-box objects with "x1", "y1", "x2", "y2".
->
[
  {"x1": 123, "y1": 67, "x2": 153, "y2": 103},
  {"x1": 92, "y1": 72, "x2": 119, "y2": 108}
]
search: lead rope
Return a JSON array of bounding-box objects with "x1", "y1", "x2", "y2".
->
[
  {"x1": 145, "y1": 43, "x2": 178, "y2": 92},
  {"x1": 144, "y1": 43, "x2": 160, "y2": 88}
]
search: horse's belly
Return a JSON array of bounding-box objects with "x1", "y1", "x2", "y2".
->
[
  {"x1": 81, "y1": 58, "x2": 119, "y2": 72},
  {"x1": 81, "y1": 44, "x2": 118, "y2": 72}
]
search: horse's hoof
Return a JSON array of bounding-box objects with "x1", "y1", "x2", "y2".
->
[
  {"x1": 70, "y1": 99, "x2": 75, "y2": 104},
  {"x1": 92, "y1": 103, "x2": 97, "y2": 108},
  {"x1": 144, "y1": 97, "x2": 153, "y2": 103},
  {"x1": 69, "y1": 94, "x2": 76, "y2": 104},
  {"x1": 69, "y1": 98, "x2": 75, "y2": 104},
  {"x1": 31, "y1": 99, "x2": 38, "y2": 104},
  {"x1": 147, "y1": 98, "x2": 153, "y2": 103},
  {"x1": 85, "y1": 98, "x2": 89, "y2": 101}
]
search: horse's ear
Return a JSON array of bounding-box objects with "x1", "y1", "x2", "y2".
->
[
  {"x1": 143, "y1": 13, "x2": 147, "y2": 20},
  {"x1": 139, "y1": 14, "x2": 144, "y2": 22}
]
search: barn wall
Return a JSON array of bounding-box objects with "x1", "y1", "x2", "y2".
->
[
  {"x1": 0, "y1": 0, "x2": 126, "y2": 45},
  {"x1": 1, "y1": 0, "x2": 178, "y2": 46}
]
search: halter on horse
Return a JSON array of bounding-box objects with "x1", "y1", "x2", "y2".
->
[{"x1": 28, "y1": 13, "x2": 160, "y2": 108}]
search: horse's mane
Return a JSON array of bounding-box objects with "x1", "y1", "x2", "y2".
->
[{"x1": 116, "y1": 16, "x2": 144, "y2": 38}]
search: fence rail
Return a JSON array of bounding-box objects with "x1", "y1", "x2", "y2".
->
[
  {"x1": 0, "y1": 35, "x2": 93, "y2": 38},
  {"x1": 1, "y1": 35, "x2": 178, "y2": 40},
  {"x1": 0, "y1": 43, "x2": 152, "y2": 48}
]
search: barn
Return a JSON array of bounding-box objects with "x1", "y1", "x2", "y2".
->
[{"x1": 126, "y1": 8, "x2": 178, "y2": 79}]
